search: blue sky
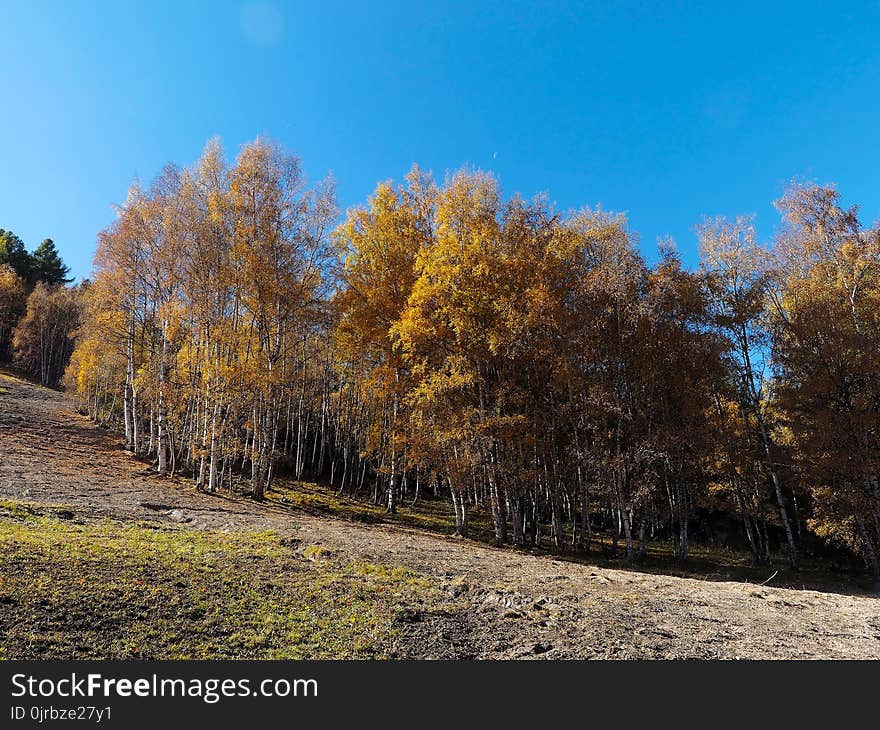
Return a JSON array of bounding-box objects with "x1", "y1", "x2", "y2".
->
[{"x1": 2, "y1": 1, "x2": 879, "y2": 282}]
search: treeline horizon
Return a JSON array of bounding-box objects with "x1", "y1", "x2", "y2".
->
[{"x1": 18, "y1": 136, "x2": 878, "y2": 582}]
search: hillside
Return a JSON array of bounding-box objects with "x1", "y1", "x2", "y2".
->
[{"x1": 1, "y1": 372, "x2": 878, "y2": 659}]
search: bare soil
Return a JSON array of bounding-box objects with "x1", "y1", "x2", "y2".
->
[{"x1": 2, "y1": 373, "x2": 878, "y2": 659}]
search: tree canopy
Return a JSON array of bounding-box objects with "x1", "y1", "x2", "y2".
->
[
  {"x1": 0, "y1": 229, "x2": 31, "y2": 281},
  {"x1": 30, "y1": 238, "x2": 72, "y2": 285},
  {"x1": 0, "y1": 229, "x2": 72, "y2": 287}
]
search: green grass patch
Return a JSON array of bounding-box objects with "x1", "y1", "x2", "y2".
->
[{"x1": 0, "y1": 499, "x2": 435, "y2": 659}]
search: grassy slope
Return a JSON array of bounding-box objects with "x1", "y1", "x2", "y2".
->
[{"x1": 0, "y1": 500, "x2": 435, "y2": 660}]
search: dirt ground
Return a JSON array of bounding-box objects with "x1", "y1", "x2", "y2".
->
[{"x1": 1, "y1": 372, "x2": 879, "y2": 659}]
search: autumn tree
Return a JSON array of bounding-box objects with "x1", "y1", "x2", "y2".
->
[
  {"x1": 67, "y1": 137, "x2": 335, "y2": 495},
  {"x1": 699, "y1": 216, "x2": 800, "y2": 570},
  {"x1": 333, "y1": 166, "x2": 436, "y2": 512},
  {"x1": 13, "y1": 281, "x2": 81, "y2": 386},
  {"x1": 393, "y1": 169, "x2": 526, "y2": 538},
  {"x1": 769, "y1": 183, "x2": 880, "y2": 582},
  {"x1": 64, "y1": 143, "x2": 880, "y2": 581}
]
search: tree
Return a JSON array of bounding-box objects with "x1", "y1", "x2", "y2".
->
[
  {"x1": 769, "y1": 183, "x2": 880, "y2": 583},
  {"x1": 30, "y1": 238, "x2": 72, "y2": 286},
  {"x1": 64, "y1": 142, "x2": 880, "y2": 582},
  {"x1": 393, "y1": 168, "x2": 517, "y2": 538},
  {"x1": 334, "y1": 166, "x2": 436, "y2": 513},
  {"x1": 13, "y1": 282, "x2": 81, "y2": 387},
  {"x1": 67, "y1": 137, "x2": 336, "y2": 493},
  {"x1": 0, "y1": 229, "x2": 31, "y2": 281},
  {"x1": 699, "y1": 216, "x2": 800, "y2": 571},
  {"x1": 0, "y1": 264, "x2": 26, "y2": 358}
]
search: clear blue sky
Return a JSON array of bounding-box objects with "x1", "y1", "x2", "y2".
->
[{"x1": 2, "y1": 1, "x2": 879, "y2": 282}]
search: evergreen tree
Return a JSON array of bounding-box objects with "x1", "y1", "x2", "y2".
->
[
  {"x1": 0, "y1": 229, "x2": 32, "y2": 281},
  {"x1": 30, "y1": 238, "x2": 72, "y2": 285}
]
